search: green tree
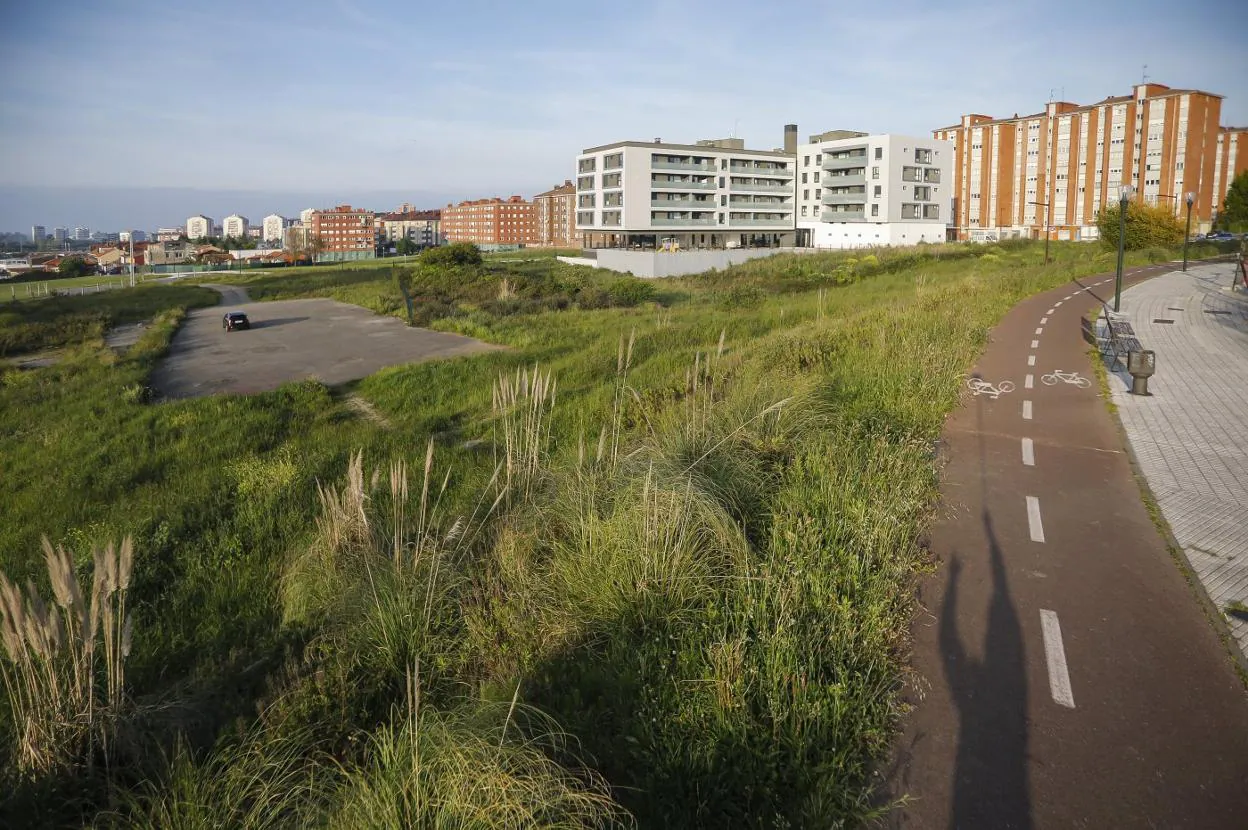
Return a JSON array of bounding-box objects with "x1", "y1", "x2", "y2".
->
[
  {"x1": 1096, "y1": 200, "x2": 1184, "y2": 250},
  {"x1": 1218, "y1": 170, "x2": 1248, "y2": 230},
  {"x1": 420, "y1": 242, "x2": 481, "y2": 268},
  {"x1": 57, "y1": 256, "x2": 94, "y2": 278},
  {"x1": 395, "y1": 237, "x2": 419, "y2": 256}
]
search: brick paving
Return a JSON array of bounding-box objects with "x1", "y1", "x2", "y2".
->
[{"x1": 1108, "y1": 261, "x2": 1248, "y2": 658}]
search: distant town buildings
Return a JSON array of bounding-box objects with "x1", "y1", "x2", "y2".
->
[
  {"x1": 376, "y1": 209, "x2": 443, "y2": 249},
  {"x1": 221, "y1": 214, "x2": 249, "y2": 239},
  {"x1": 30, "y1": 225, "x2": 45, "y2": 242},
  {"x1": 309, "y1": 205, "x2": 376, "y2": 260},
  {"x1": 52, "y1": 227, "x2": 68, "y2": 242},
  {"x1": 533, "y1": 181, "x2": 576, "y2": 247},
  {"x1": 186, "y1": 215, "x2": 214, "y2": 239},
  {"x1": 262, "y1": 213, "x2": 289, "y2": 243},
  {"x1": 795, "y1": 131, "x2": 952, "y2": 248},
  {"x1": 441, "y1": 196, "x2": 536, "y2": 246},
  {"x1": 72, "y1": 227, "x2": 91, "y2": 241},
  {"x1": 155, "y1": 227, "x2": 184, "y2": 242},
  {"x1": 119, "y1": 230, "x2": 147, "y2": 243},
  {"x1": 934, "y1": 82, "x2": 1248, "y2": 241}
]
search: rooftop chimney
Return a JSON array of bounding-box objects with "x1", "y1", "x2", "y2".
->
[{"x1": 783, "y1": 124, "x2": 798, "y2": 155}]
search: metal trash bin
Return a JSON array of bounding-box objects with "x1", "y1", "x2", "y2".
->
[{"x1": 1127, "y1": 350, "x2": 1156, "y2": 395}]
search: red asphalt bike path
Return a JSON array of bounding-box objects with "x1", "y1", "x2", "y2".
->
[{"x1": 886, "y1": 262, "x2": 1248, "y2": 829}]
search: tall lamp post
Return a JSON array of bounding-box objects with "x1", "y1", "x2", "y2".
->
[
  {"x1": 1028, "y1": 199, "x2": 1052, "y2": 264},
  {"x1": 1113, "y1": 185, "x2": 1134, "y2": 313},
  {"x1": 1182, "y1": 191, "x2": 1195, "y2": 272}
]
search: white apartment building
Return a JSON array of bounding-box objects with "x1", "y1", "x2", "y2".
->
[
  {"x1": 795, "y1": 132, "x2": 952, "y2": 249},
  {"x1": 118, "y1": 230, "x2": 147, "y2": 243},
  {"x1": 186, "y1": 215, "x2": 214, "y2": 239},
  {"x1": 574, "y1": 134, "x2": 797, "y2": 249},
  {"x1": 72, "y1": 227, "x2": 91, "y2": 240},
  {"x1": 262, "y1": 213, "x2": 289, "y2": 243},
  {"x1": 222, "y1": 214, "x2": 250, "y2": 239}
]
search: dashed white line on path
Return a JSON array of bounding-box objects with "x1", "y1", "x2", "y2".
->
[
  {"x1": 1028, "y1": 355, "x2": 1036, "y2": 366},
  {"x1": 1023, "y1": 400, "x2": 1033, "y2": 420},
  {"x1": 1025, "y1": 374, "x2": 1034, "y2": 389},
  {"x1": 1040, "y1": 316, "x2": 1049, "y2": 324},
  {"x1": 1026, "y1": 495, "x2": 1046, "y2": 542},
  {"x1": 1046, "y1": 307, "x2": 1055, "y2": 315},
  {"x1": 1040, "y1": 609, "x2": 1076, "y2": 708},
  {"x1": 1022, "y1": 437, "x2": 1035, "y2": 466},
  {"x1": 1031, "y1": 339, "x2": 1039, "y2": 349},
  {"x1": 1035, "y1": 327, "x2": 1044, "y2": 336},
  {"x1": 1055, "y1": 301, "x2": 1063, "y2": 308}
]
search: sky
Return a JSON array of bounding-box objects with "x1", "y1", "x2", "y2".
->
[{"x1": 2, "y1": 0, "x2": 1246, "y2": 232}]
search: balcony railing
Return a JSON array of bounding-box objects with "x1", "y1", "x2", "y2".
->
[
  {"x1": 729, "y1": 180, "x2": 792, "y2": 192},
  {"x1": 652, "y1": 160, "x2": 715, "y2": 172},
  {"x1": 651, "y1": 216, "x2": 717, "y2": 226},
  {"x1": 730, "y1": 217, "x2": 793, "y2": 226},
  {"x1": 729, "y1": 200, "x2": 790, "y2": 211},
  {"x1": 729, "y1": 165, "x2": 793, "y2": 178},
  {"x1": 821, "y1": 211, "x2": 865, "y2": 222},
  {"x1": 652, "y1": 199, "x2": 715, "y2": 209},
  {"x1": 652, "y1": 178, "x2": 716, "y2": 190}
]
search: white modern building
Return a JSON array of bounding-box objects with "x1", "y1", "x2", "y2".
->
[
  {"x1": 299, "y1": 207, "x2": 315, "y2": 225},
  {"x1": 574, "y1": 130, "x2": 798, "y2": 249},
  {"x1": 72, "y1": 226, "x2": 91, "y2": 241},
  {"x1": 52, "y1": 227, "x2": 69, "y2": 242},
  {"x1": 795, "y1": 131, "x2": 953, "y2": 249},
  {"x1": 222, "y1": 214, "x2": 250, "y2": 239},
  {"x1": 119, "y1": 230, "x2": 147, "y2": 243},
  {"x1": 30, "y1": 225, "x2": 45, "y2": 242},
  {"x1": 186, "y1": 215, "x2": 214, "y2": 239},
  {"x1": 262, "y1": 213, "x2": 289, "y2": 243}
]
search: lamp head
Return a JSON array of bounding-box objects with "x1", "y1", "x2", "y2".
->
[
  {"x1": 1185, "y1": 191, "x2": 1195, "y2": 205},
  {"x1": 1120, "y1": 185, "x2": 1134, "y2": 205}
]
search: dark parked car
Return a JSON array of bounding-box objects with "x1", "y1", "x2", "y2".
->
[{"x1": 223, "y1": 311, "x2": 250, "y2": 331}]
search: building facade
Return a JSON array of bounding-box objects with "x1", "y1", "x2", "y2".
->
[
  {"x1": 441, "y1": 197, "x2": 536, "y2": 246},
  {"x1": 186, "y1": 215, "x2": 214, "y2": 239},
  {"x1": 31, "y1": 225, "x2": 45, "y2": 242},
  {"x1": 52, "y1": 227, "x2": 68, "y2": 242},
  {"x1": 934, "y1": 83, "x2": 1237, "y2": 241},
  {"x1": 574, "y1": 134, "x2": 797, "y2": 249},
  {"x1": 147, "y1": 241, "x2": 192, "y2": 266},
  {"x1": 155, "y1": 227, "x2": 184, "y2": 242},
  {"x1": 261, "y1": 214, "x2": 289, "y2": 243},
  {"x1": 795, "y1": 131, "x2": 952, "y2": 248},
  {"x1": 533, "y1": 180, "x2": 577, "y2": 247},
  {"x1": 222, "y1": 214, "x2": 249, "y2": 239},
  {"x1": 309, "y1": 205, "x2": 376, "y2": 260},
  {"x1": 1212, "y1": 127, "x2": 1248, "y2": 220},
  {"x1": 72, "y1": 227, "x2": 90, "y2": 241},
  {"x1": 376, "y1": 210, "x2": 443, "y2": 248},
  {"x1": 118, "y1": 230, "x2": 147, "y2": 243}
]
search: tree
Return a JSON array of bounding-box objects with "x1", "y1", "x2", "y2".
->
[
  {"x1": 420, "y1": 242, "x2": 481, "y2": 268},
  {"x1": 1096, "y1": 200, "x2": 1184, "y2": 250},
  {"x1": 395, "y1": 237, "x2": 419, "y2": 256},
  {"x1": 1218, "y1": 170, "x2": 1248, "y2": 230},
  {"x1": 57, "y1": 256, "x2": 94, "y2": 278}
]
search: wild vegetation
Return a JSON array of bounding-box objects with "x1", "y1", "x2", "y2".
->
[{"x1": 0, "y1": 241, "x2": 1222, "y2": 827}]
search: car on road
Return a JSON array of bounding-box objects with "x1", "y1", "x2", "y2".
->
[
  {"x1": 223, "y1": 311, "x2": 250, "y2": 331},
  {"x1": 1207, "y1": 231, "x2": 1235, "y2": 242}
]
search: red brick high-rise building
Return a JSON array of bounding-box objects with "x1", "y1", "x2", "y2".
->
[
  {"x1": 441, "y1": 196, "x2": 536, "y2": 246},
  {"x1": 533, "y1": 181, "x2": 576, "y2": 247},
  {"x1": 309, "y1": 205, "x2": 376, "y2": 258}
]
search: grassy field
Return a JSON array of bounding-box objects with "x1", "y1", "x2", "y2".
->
[{"x1": 0, "y1": 240, "x2": 1222, "y2": 827}]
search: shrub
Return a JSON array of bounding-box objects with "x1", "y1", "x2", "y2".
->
[
  {"x1": 606, "y1": 277, "x2": 656, "y2": 307},
  {"x1": 1096, "y1": 201, "x2": 1184, "y2": 250},
  {"x1": 718, "y1": 284, "x2": 764, "y2": 309},
  {"x1": 420, "y1": 243, "x2": 483, "y2": 269}
]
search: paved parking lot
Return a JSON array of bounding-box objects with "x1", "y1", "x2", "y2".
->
[{"x1": 152, "y1": 289, "x2": 497, "y2": 399}]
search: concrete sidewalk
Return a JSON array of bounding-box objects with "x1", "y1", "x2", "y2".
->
[{"x1": 1108, "y1": 261, "x2": 1248, "y2": 659}]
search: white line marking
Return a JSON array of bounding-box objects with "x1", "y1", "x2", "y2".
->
[
  {"x1": 1035, "y1": 327, "x2": 1044, "y2": 335},
  {"x1": 1025, "y1": 373, "x2": 1034, "y2": 389},
  {"x1": 1023, "y1": 400, "x2": 1033, "y2": 420},
  {"x1": 1022, "y1": 437, "x2": 1035, "y2": 466},
  {"x1": 1026, "y1": 495, "x2": 1045, "y2": 542},
  {"x1": 1054, "y1": 301, "x2": 1063, "y2": 307},
  {"x1": 1027, "y1": 355, "x2": 1036, "y2": 366},
  {"x1": 1040, "y1": 610, "x2": 1076, "y2": 708},
  {"x1": 1046, "y1": 308, "x2": 1055, "y2": 315},
  {"x1": 1031, "y1": 339, "x2": 1039, "y2": 349},
  {"x1": 1040, "y1": 316, "x2": 1049, "y2": 324}
]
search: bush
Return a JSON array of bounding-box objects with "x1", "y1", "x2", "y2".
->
[
  {"x1": 420, "y1": 243, "x2": 483, "y2": 269},
  {"x1": 1096, "y1": 201, "x2": 1184, "y2": 250},
  {"x1": 718, "y1": 284, "x2": 764, "y2": 309},
  {"x1": 606, "y1": 277, "x2": 656, "y2": 307}
]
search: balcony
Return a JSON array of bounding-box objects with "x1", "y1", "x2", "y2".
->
[
  {"x1": 822, "y1": 149, "x2": 868, "y2": 170},
  {"x1": 652, "y1": 178, "x2": 716, "y2": 191},
  {"x1": 821, "y1": 170, "x2": 865, "y2": 186},
  {"x1": 821, "y1": 209, "x2": 865, "y2": 222},
  {"x1": 822, "y1": 188, "x2": 866, "y2": 204},
  {"x1": 652, "y1": 216, "x2": 717, "y2": 226},
  {"x1": 729, "y1": 179, "x2": 792, "y2": 193},
  {"x1": 730, "y1": 217, "x2": 793, "y2": 227},
  {"x1": 652, "y1": 160, "x2": 715, "y2": 172},
  {"x1": 729, "y1": 164, "x2": 793, "y2": 178},
  {"x1": 729, "y1": 200, "x2": 790, "y2": 211},
  {"x1": 923, "y1": 168, "x2": 942, "y2": 183},
  {"x1": 652, "y1": 199, "x2": 716, "y2": 209}
]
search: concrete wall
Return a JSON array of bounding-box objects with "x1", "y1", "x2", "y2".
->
[
  {"x1": 800, "y1": 221, "x2": 947, "y2": 249},
  {"x1": 576, "y1": 246, "x2": 814, "y2": 278}
]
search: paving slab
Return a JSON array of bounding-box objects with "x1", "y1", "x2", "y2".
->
[{"x1": 151, "y1": 289, "x2": 498, "y2": 399}]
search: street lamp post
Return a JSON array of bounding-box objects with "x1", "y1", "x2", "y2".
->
[
  {"x1": 1114, "y1": 185, "x2": 1134, "y2": 312},
  {"x1": 1028, "y1": 199, "x2": 1052, "y2": 264},
  {"x1": 1182, "y1": 191, "x2": 1195, "y2": 272}
]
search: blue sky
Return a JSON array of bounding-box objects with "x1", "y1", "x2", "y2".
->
[{"x1": 1, "y1": 0, "x2": 1246, "y2": 231}]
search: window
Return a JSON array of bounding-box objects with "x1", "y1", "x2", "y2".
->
[
  {"x1": 874, "y1": 185, "x2": 882, "y2": 197},
  {"x1": 813, "y1": 172, "x2": 820, "y2": 183},
  {"x1": 871, "y1": 204, "x2": 879, "y2": 217},
  {"x1": 602, "y1": 173, "x2": 621, "y2": 188},
  {"x1": 815, "y1": 154, "x2": 821, "y2": 165},
  {"x1": 802, "y1": 172, "x2": 808, "y2": 183},
  {"x1": 803, "y1": 189, "x2": 809, "y2": 200},
  {"x1": 577, "y1": 175, "x2": 594, "y2": 190},
  {"x1": 577, "y1": 211, "x2": 594, "y2": 226},
  {"x1": 720, "y1": 195, "x2": 727, "y2": 206},
  {"x1": 874, "y1": 147, "x2": 883, "y2": 159},
  {"x1": 814, "y1": 189, "x2": 820, "y2": 199},
  {"x1": 603, "y1": 153, "x2": 623, "y2": 169},
  {"x1": 719, "y1": 177, "x2": 725, "y2": 188},
  {"x1": 804, "y1": 155, "x2": 810, "y2": 166},
  {"x1": 872, "y1": 167, "x2": 880, "y2": 179},
  {"x1": 721, "y1": 159, "x2": 727, "y2": 169},
  {"x1": 801, "y1": 206, "x2": 808, "y2": 216}
]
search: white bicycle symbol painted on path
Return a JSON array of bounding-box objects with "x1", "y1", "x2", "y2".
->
[
  {"x1": 966, "y1": 377, "x2": 1016, "y2": 399},
  {"x1": 1040, "y1": 369, "x2": 1091, "y2": 388}
]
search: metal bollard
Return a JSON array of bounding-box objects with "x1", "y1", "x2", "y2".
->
[{"x1": 1127, "y1": 350, "x2": 1156, "y2": 395}]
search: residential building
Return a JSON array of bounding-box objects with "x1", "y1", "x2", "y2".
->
[
  {"x1": 1212, "y1": 126, "x2": 1248, "y2": 220},
  {"x1": 222, "y1": 214, "x2": 249, "y2": 239},
  {"x1": 186, "y1": 215, "x2": 214, "y2": 239},
  {"x1": 30, "y1": 225, "x2": 45, "y2": 242},
  {"x1": 441, "y1": 197, "x2": 537, "y2": 246},
  {"x1": 309, "y1": 205, "x2": 376, "y2": 260},
  {"x1": 262, "y1": 213, "x2": 289, "y2": 243},
  {"x1": 72, "y1": 227, "x2": 90, "y2": 241},
  {"x1": 533, "y1": 180, "x2": 577, "y2": 247},
  {"x1": 119, "y1": 230, "x2": 147, "y2": 243},
  {"x1": 934, "y1": 82, "x2": 1238, "y2": 241},
  {"x1": 155, "y1": 227, "x2": 184, "y2": 242},
  {"x1": 376, "y1": 210, "x2": 443, "y2": 248},
  {"x1": 52, "y1": 227, "x2": 68, "y2": 242},
  {"x1": 299, "y1": 208, "x2": 315, "y2": 226},
  {"x1": 795, "y1": 131, "x2": 952, "y2": 248},
  {"x1": 574, "y1": 131, "x2": 797, "y2": 249},
  {"x1": 146, "y1": 241, "x2": 191, "y2": 266}
]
